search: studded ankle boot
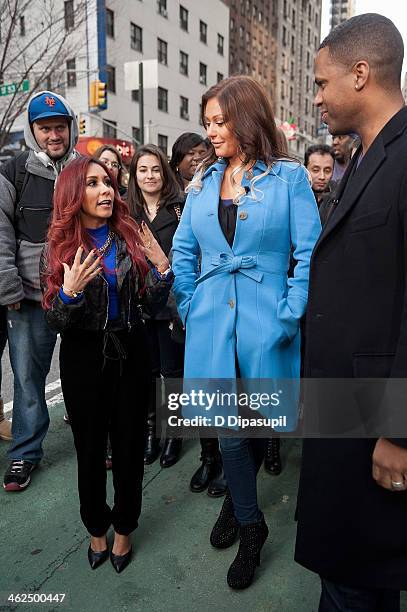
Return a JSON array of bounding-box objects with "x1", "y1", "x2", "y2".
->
[
  {"x1": 264, "y1": 437, "x2": 282, "y2": 475},
  {"x1": 227, "y1": 514, "x2": 269, "y2": 590},
  {"x1": 210, "y1": 490, "x2": 239, "y2": 549}
]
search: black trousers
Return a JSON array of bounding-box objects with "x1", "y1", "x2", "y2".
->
[
  {"x1": 60, "y1": 324, "x2": 150, "y2": 537},
  {"x1": 145, "y1": 318, "x2": 184, "y2": 431},
  {"x1": 319, "y1": 578, "x2": 400, "y2": 612}
]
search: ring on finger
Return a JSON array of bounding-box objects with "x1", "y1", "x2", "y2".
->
[{"x1": 391, "y1": 480, "x2": 405, "y2": 490}]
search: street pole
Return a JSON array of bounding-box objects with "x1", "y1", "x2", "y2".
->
[{"x1": 139, "y1": 62, "x2": 144, "y2": 145}]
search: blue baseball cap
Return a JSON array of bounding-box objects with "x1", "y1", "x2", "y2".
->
[{"x1": 28, "y1": 92, "x2": 72, "y2": 123}]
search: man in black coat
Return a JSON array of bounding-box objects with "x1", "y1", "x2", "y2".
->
[{"x1": 295, "y1": 14, "x2": 407, "y2": 611}]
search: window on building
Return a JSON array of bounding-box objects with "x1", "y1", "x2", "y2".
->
[
  {"x1": 130, "y1": 23, "x2": 142, "y2": 52},
  {"x1": 308, "y1": 3, "x2": 312, "y2": 20},
  {"x1": 180, "y1": 5, "x2": 188, "y2": 31},
  {"x1": 157, "y1": 87, "x2": 168, "y2": 112},
  {"x1": 306, "y1": 51, "x2": 311, "y2": 68},
  {"x1": 246, "y1": 31, "x2": 251, "y2": 45},
  {"x1": 66, "y1": 58, "x2": 76, "y2": 87},
  {"x1": 283, "y1": 0, "x2": 287, "y2": 18},
  {"x1": 239, "y1": 25, "x2": 244, "y2": 40},
  {"x1": 241, "y1": 0, "x2": 245, "y2": 16},
  {"x1": 281, "y1": 80, "x2": 285, "y2": 99},
  {"x1": 106, "y1": 65, "x2": 116, "y2": 93},
  {"x1": 230, "y1": 18, "x2": 235, "y2": 31},
  {"x1": 200, "y1": 20, "x2": 207, "y2": 44},
  {"x1": 157, "y1": 38, "x2": 168, "y2": 65},
  {"x1": 282, "y1": 26, "x2": 287, "y2": 46},
  {"x1": 239, "y1": 59, "x2": 244, "y2": 72},
  {"x1": 180, "y1": 96, "x2": 189, "y2": 120},
  {"x1": 300, "y1": 19, "x2": 304, "y2": 36},
  {"x1": 20, "y1": 15, "x2": 25, "y2": 36},
  {"x1": 289, "y1": 86, "x2": 294, "y2": 105},
  {"x1": 315, "y1": 11, "x2": 319, "y2": 28},
  {"x1": 292, "y1": 9, "x2": 296, "y2": 27},
  {"x1": 106, "y1": 8, "x2": 114, "y2": 38},
  {"x1": 290, "y1": 61, "x2": 294, "y2": 79},
  {"x1": 157, "y1": 0, "x2": 167, "y2": 17},
  {"x1": 131, "y1": 90, "x2": 139, "y2": 102},
  {"x1": 217, "y1": 72, "x2": 224, "y2": 83},
  {"x1": 64, "y1": 0, "x2": 74, "y2": 30},
  {"x1": 307, "y1": 28, "x2": 311, "y2": 45},
  {"x1": 291, "y1": 35, "x2": 295, "y2": 54},
  {"x1": 158, "y1": 134, "x2": 168, "y2": 156},
  {"x1": 217, "y1": 34, "x2": 224, "y2": 55},
  {"x1": 280, "y1": 106, "x2": 284, "y2": 121},
  {"x1": 258, "y1": 10, "x2": 262, "y2": 22},
  {"x1": 305, "y1": 98, "x2": 309, "y2": 114},
  {"x1": 103, "y1": 120, "x2": 117, "y2": 139},
  {"x1": 199, "y1": 62, "x2": 207, "y2": 85},
  {"x1": 132, "y1": 126, "x2": 141, "y2": 143},
  {"x1": 179, "y1": 51, "x2": 188, "y2": 76}
]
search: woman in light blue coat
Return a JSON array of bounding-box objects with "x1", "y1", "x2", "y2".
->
[{"x1": 172, "y1": 76, "x2": 321, "y2": 590}]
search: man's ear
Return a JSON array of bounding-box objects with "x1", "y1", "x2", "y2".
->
[{"x1": 353, "y1": 60, "x2": 369, "y2": 91}]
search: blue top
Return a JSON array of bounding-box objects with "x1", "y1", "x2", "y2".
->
[{"x1": 59, "y1": 224, "x2": 119, "y2": 320}]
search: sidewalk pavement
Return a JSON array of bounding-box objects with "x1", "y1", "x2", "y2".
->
[{"x1": 0, "y1": 400, "x2": 406, "y2": 612}]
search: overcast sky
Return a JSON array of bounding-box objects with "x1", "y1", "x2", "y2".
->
[{"x1": 321, "y1": 0, "x2": 407, "y2": 77}]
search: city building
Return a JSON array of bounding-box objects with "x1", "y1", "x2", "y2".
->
[
  {"x1": 330, "y1": 0, "x2": 355, "y2": 29},
  {"x1": 224, "y1": 0, "x2": 323, "y2": 158},
  {"x1": 5, "y1": 0, "x2": 229, "y2": 157}
]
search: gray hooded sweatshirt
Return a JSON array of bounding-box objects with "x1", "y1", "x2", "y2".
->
[{"x1": 0, "y1": 91, "x2": 79, "y2": 304}]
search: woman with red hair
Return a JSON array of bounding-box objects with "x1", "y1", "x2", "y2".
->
[{"x1": 41, "y1": 156, "x2": 172, "y2": 573}]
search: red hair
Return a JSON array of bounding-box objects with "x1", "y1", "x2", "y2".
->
[{"x1": 42, "y1": 156, "x2": 149, "y2": 309}]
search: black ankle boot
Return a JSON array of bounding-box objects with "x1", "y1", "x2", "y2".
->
[
  {"x1": 160, "y1": 438, "x2": 183, "y2": 468},
  {"x1": 264, "y1": 438, "x2": 282, "y2": 475},
  {"x1": 144, "y1": 427, "x2": 161, "y2": 465},
  {"x1": 207, "y1": 466, "x2": 227, "y2": 498},
  {"x1": 210, "y1": 490, "x2": 239, "y2": 548},
  {"x1": 190, "y1": 440, "x2": 222, "y2": 492},
  {"x1": 227, "y1": 514, "x2": 269, "y2": 590}
]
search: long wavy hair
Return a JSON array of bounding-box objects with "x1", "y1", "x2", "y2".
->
[
  {"x1": 189, "y1": 75, "x2": 295, "y2": 202},
  {"x1": 42, "y1": 156, "x2": 149, "y2": 309},
  {"x1": 127, "y1": 144, "x2": 181, "y2": 218}
]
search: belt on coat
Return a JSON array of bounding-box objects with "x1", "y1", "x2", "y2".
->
[{"x1": 195, "y1": 253, "x2": 287, "y2": 285}]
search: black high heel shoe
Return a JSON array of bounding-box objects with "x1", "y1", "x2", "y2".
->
[
  {"x1": 227, "y1": 514, "x2": 269, "y2": 590},
  {"x1": 87, "y1": 545, "x2": 109, "y2": 570},
  {"x1": 110, "y1": 547, "x2": 133, "y2": 573}
]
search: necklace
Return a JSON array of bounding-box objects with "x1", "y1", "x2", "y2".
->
[{"x1": 96, "y1": 230, "x2": 114, "y2": 257}]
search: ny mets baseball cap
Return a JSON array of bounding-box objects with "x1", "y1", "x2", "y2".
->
[{"x1": 28, "y1": 92, "x2": 72, "y2": 123}]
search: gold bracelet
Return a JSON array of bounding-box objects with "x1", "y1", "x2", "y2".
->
[{"x1": 61, "y1": 285, "x2": 83, "y2": 299}]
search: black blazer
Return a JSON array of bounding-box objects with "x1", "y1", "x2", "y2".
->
[
  {"x1": 135, "y1": 195, "x2": 185, "y2": 321},
  {"x1": 295, "y1": 106, "x2": 407, "y2": 589}
]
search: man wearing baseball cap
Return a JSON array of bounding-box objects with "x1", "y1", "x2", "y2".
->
[{"x1": 0, "y1": 91, "x2": 79, "y2": 491}]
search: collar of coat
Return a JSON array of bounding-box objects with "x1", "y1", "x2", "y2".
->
[{"x1": 201, "y1": 158, "x2": 283, "y2": 182}]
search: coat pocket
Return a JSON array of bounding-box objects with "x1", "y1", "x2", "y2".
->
[
  {"x1": 352, "y1": 353, "x2": 395, "y2": 378},
  {"x1": 349, "y1": 208, "x2": 390, "y2": 233}
]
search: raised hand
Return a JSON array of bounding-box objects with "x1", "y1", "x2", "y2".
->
[
  {"x1": 137, "y1": 221, "x2": 169, "y2": 273},
  {"x1": 62, "y1": 246, "x2": 102, "y2": 294}
]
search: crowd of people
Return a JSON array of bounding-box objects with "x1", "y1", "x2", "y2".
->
[{"x1": 0, "y1": 10, "x2": 407, "y2": 611}]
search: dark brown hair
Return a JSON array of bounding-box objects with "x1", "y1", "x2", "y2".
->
[
  {"x1": 127, "y1": 144, "x2": 181, "y2": 218},
  {"x1": 200, "y1": 75, "x2": 291, "y2": 173},
  {"x1": 94, "y1": 144, "x2": 124, "y2": 187}
]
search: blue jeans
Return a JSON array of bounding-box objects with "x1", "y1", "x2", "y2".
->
[
  {"x1": 7, "y1": 301, "x2": 57, "y2": 463},
  {"x1": 0, "y1": 306, "x2": 8, "y2": 396},
  {"x1": 219, "y1": 437, "x2": 266, "y2": 524},
  {"x1": 319, "y1": 578, "x2": 400, "y2": 612}
]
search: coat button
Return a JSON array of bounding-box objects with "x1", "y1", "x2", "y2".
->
[
  {"x1": 228, "y1": 299, "x2": 235, "y2": 309},
  {"x1": 239, "y1": 211, "x2": 248, "y2": 220}
]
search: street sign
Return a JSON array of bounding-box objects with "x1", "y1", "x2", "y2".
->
[
  {"x1": 124, "y1": 60, "x2": 158, "y2": 90},
  {"x1": 0, "y1": 80, "x2": 29, "y2": 97}
]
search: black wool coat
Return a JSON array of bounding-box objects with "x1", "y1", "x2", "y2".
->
[{"x1": 295, "y1": 106, "x2": 407, "y2": 590}]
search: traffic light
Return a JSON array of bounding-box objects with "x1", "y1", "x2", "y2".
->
[
  {"x1": 97, "y1": 80, "x2": 107, "y2": 109},
  {"x1": 79, "y1": 115, "x2": 87, "y2": 135},
  {"x1": 89, "y1": 80, "x2": 107, "y2": 110}
]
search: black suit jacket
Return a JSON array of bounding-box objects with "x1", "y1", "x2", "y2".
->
[{"x1": 295, "y1": 106, "x2": 407, "y2": 589}]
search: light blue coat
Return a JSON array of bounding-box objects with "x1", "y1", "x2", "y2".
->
[{"x1": 172, "y1": 159, "x2": 321, "y2": 427}]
